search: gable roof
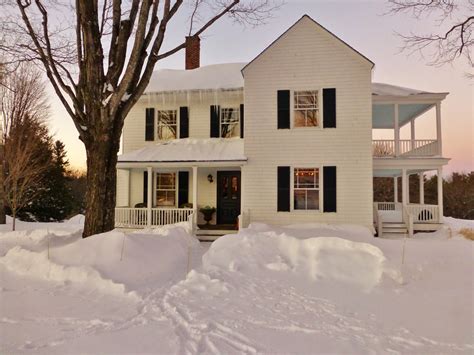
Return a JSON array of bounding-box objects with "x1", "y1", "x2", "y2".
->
[{"x1": 242, "y1": 14, "x2": 375, "y2": 74}]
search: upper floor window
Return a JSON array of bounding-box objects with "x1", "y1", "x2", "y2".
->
[
  {"x1": 220, "y1": 107, "x2": 240, "y2": 138},
  {"x1": 156, "y1": 172, "x2": 176, "y2": 207},
  {"x1": 157, "y1": 110, "x2": 177, "y2": 140},
  {"x1": 294, "y1": 168, "x2": 320, "y2": 210},
  {"x1": 294, "y1": 90, "x2": 319, "y2": 127}
]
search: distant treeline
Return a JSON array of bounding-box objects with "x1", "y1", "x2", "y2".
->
[{"x1": 374, "y1": 172, "x2": 474, "y2": 220}]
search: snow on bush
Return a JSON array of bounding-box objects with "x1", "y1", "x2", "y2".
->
[{"x1": 203, "y1": 230, "x2": 388, "y2": 291}]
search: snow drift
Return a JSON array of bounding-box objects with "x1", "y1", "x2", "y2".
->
[{"x1": 203, "y1": 230, "x2": 387, "y2": 291}]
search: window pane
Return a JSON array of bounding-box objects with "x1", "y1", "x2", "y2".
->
[
  {"x1": 306, "y1": 190, "x2": 319, "y2": 210},
  {"x1": 294, "y1": 91, "x2": 318, "y2": 109},
  {"x1": 294, "y1": 110, "x2": 306, "y2": 127},
  {"x1": 294, "y1": 190, "x2": 306, "y2": 210},
  {"x1": 156, "y1": 191, "x2": 175, "y2": 206},
  {"x1": 231, "y1": 176, "x2": 238, "y2": 199},
  {"x1": 221, "y1": 108, "x2": 240, "y2": 138},
  {"x1": 294, "y1": 168, "x2": 318, "y2": 188},
  {"x1": 157, "y1": 110, "x2": 177, "y2": 140},
  {"x1": 306, "y1": 109, "x2": 319, "y2": 127}
]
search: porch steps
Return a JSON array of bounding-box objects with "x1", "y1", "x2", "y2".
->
[
  {"x1": 381, "y1": 222, "x2": 408, "y2": 237},
  {"x1": 196, "y1": 229, "x2": 238, "y2": 242}
]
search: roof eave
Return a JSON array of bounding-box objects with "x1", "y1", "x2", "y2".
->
[{"x1": 372, "y1": 92, "x2": 449, "y2": 104}]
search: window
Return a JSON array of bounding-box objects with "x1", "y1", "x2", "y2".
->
[
  {"x1": 220, "y1": 108, "x2": 240, "y2": 138},
  {"x1": 294, "y1": 91, "x2": 319, "y2": 127},
  {"x1": 156, "y1": 173, "x2": 176, "y2": 207},
  {"x1": 294, "y1": 168, "x2": 319, "y2": 210},
  {"x1": 157, "y1": 110, "x2": 177, "y2": 140}
]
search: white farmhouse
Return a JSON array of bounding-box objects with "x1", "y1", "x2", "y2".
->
[{"x1": 116, "y1": 15, "x2": 449, "y2": 238}]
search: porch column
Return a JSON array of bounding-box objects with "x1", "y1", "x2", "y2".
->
[
  {"x1": 192, "y1": 166, "x2": 198, "y2": 229},
  {"x1": 437, "y1": 167, "x2": 443, "y2": 222},
  {"x1": 419, "y1": 173, "x2": 425, "y2": 204},
  {"x1": 393, "y1": 177, "x2": 398, "y2": 203},
  {"x1": 147, "y1": 166, "x2": 152, "y2": 228},
  {"x1": 436, "y1": 102, "x2": 442, "y2": 155},
  {"x1": 394, "y1": 104, "x2": 400, "y2": 156},
  {"x1": 401, "y1": 168, "x2": 407, "y2": 207},
  {"x1": 406, "y1": 173, "x2": 410, "y2": 204},
  {"x1": 410, "y1": 119, "x2": 415, "y2": 152}
]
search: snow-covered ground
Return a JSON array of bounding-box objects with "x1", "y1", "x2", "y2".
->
[{"x1": 0, "y1": 216, "x2": 472, "y2": 354}]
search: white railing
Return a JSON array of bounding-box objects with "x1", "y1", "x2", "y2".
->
[
  {"x1": 374, "y1": 202, "x2": 402, "y2": 211},
  {"x1": 406, "y1": 204, "x2": 439, "y2": 223},
  {"x1": 115, "y1": 207, "x2": 194, "y2": 228},
  {"x1": 372, "y1": 139, "x2": 438, "y2": 157},
  {"x1": 115, "y1": 207, "x2": 148, "y2": 228}
]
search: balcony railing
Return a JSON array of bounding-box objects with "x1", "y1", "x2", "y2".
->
[
  {"x1": 372, "y1": 139, "x2": 439, "y2": 157},
  {"x1": 115, "y1": 207, "x2": 194, "y2": 228}
]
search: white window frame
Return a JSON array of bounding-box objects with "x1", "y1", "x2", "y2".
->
[
  {"x1": 290, "y1": 166, "x2": 322, "y2": 212},
  {"x1": 291, "y1": 90, "x2": 323, "y2": 129},
  {"x1": 156, "y1": 109, "x2": 179, "y2": 141},
  {"x1": 155, "y1": 171, "x2": 178, "y2": 208},
  {"x1": 220, "y1": 107, "x2": 240, "y2": 138}
]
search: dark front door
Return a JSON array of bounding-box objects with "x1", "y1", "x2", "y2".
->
[{"x1": 217, "y1": 171, "x2": 241, "y2": 225}]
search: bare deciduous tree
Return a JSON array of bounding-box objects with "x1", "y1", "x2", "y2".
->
[
  {"x1": 387, "y1": 0, "x2": 474, "y2": 67},
  {"x1": 0, "y1": 0, "x2": 281, "y2": 237},
  {"x1": 0, "y1": 65, "x2": 51, "y2": 230}
]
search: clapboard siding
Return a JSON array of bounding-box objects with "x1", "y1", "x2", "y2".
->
[
  {"x1": 242, "y1": 16, "x2": 373, "y2": 228},
  {"x1": 122, "y1": 91, "x2": 244, "y2": 153}
]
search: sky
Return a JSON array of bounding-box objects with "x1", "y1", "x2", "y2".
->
[{"x1": 47, "y1": 0, "x2": 473, "y2": 174}]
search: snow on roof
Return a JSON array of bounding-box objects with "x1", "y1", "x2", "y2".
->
[
  {"x1": 144, "y1": 63, "x2": 246, "y2": 93},
  {"x1": 118, "y1": 138, "x2": 246, "y2": 163},
  {"x1": 372, "y1": 83, "x2": 431, "y2": 96}
]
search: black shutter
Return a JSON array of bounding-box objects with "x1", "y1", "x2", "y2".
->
[
  {"x1": 143, "y1": 171, "x2": 148, "y2": 205},
  {"x1": 210, "y1": 105, "x2": 220, "y2": 138},
  {"x1": 178, "y1": 171, "x2": 189, "y2": 207},
  {"x1": 323, "y1": 166, "x2": 337, "y2": 212},
  {"x1": 277, "y1": 166, "x2": 290, "y2": 212},
  {"x1": 179, "y1": 106, "x2": 189, "y2": 138},
  {"x1": 277, "y1": 90, "x2": 290, "y2": 129},
  {"x1": 323, "y1": 88, "x2": 336, "y2": 128},
  {"x1": 145, "y1": 108, "x2": 155, "y2": 141},
  {"x1": 240, "y1": 104, "x2": 244, "y2": 138}
]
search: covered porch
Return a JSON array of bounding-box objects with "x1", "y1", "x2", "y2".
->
[
  {"x1": 115, "y1": 139, "x2": 247, "y2": 232},
  {"x1": 373, "y1": 164, "x2": 447, "y2": 237}
]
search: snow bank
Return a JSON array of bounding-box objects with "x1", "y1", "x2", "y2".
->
[
  {"x1": 118, "y1": 138, "x2": 245, "y2": 163},
  {"x1": 204, "y1": 231, "x2": 386, "y2": 291},
  {"x1": 0, "y1": 246, "x2": 137, "y2": 300},
  {"x1": 145, "y1": 63, "x2": 245, "y2": 93},
  {"x1": 66, "y1": 214, "x2": 85, "y2": 225}
]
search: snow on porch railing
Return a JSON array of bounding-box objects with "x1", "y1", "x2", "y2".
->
[
  {"x1": 406, "y1": 204, "x2": 439, "y2": 223},
  {"x1": 115, "y1": 207, "x2": 193, "y2": 228},
  {"x1": 372, "y1": 140, "x2": 438, "y2": 157}
]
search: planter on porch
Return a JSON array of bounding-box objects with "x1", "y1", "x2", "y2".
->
[{"x1": 199, "y1": 206, "x2": 216, "y2": 225}]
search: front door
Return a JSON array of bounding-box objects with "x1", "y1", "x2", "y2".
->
[{"x1": 216, "y1": 171, "x2": 241, "y2": 225}]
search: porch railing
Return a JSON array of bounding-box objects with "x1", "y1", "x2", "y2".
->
[
  {"x1": 405, "y1": 204, "x2": 439, "y2": 223},
  {"x1": 373, "y1": 202, "x2": 402, "y2": 211},
  {"x1": 115, "y1": 207, "x2": 194, "y2": 228},
  {"x1": 372, "y1": 139, "x2": 439, "y2": 157}
]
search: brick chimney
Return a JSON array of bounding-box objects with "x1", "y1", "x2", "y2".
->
[{"x1": 185, "y1": 36, "x2": 200, "y2": 70}]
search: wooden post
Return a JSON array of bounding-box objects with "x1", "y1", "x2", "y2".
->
[
  {"x1": 192, "y1": 166, "x2": 198, "y2": 232},
  {"x1": 401, "y1": 168, "x2": 407, "y2": 207},
  {"x1": 437, "y1": 167, "x2": 443, "y2": 222},
  {"x1": 410, "y1": 119, "x2": 415, "y2": 152},
  {"x1": 147, "y1": 166, "x2": 152, "y2": 228},
  {"x1": 436, "y1": 102, "x2": 442, "y2": 155},
  {"x1": 419, "y1": 173, "x2": 424, "y2": 204},
  {"x1": 406, "y1": 173, "x2": 410, "y2": 204},
  {"x1": 394, "y1": 176, "x2": 398, "y2": 203},
  {"x1": 394, "y1": 104, "x2": 400, "y2": 156}
]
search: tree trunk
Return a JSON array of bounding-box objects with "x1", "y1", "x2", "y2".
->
[
  {"x1": 82, "y1": 125, "x2": 121, "y2": 238},
  {"x1": 12, "y1": 211, "x2": 16, "y2": 231},
  {"x1": 0, "y1": 144, "x2": 5, "y2": 225}
]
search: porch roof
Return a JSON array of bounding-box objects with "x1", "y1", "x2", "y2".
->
[
  {"x1": 372, "y1": 83, "x2": 448, "y2": 129},
  {"x1": 117, "y1": 138, "x2": 246, "y2": 166}
]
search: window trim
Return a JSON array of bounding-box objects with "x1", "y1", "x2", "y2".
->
[
  {"x1": 219, "y1": 106, "x2": 241, "y2": 138},
  {"x1": 290, "y1": 166, "x2": 323, "y2": 212},
  {"x1": 156, "y1": 109, "x2": 179, "y2": 141},
  {"x1": 290, "y1": 89, "x2": 324, "y2": 130},
  {"x1": 154, "y1": 171, "x2": 178, "y2": 208}
]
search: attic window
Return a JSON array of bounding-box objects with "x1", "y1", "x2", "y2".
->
[
  {"x1": 294, "y1": 91, "x2": 319, "y2": 127},
  {"x1": 220, "y1": 107, "x2": 240, "y2": 138}
]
